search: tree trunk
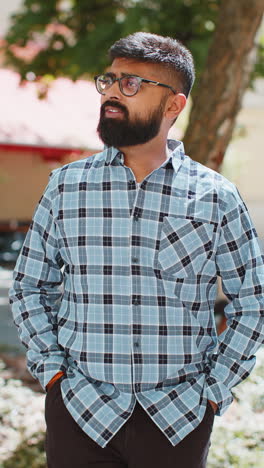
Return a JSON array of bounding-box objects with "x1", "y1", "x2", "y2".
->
[{"x1": 183, "y1": 0, "x2": 264, "y2": 169}]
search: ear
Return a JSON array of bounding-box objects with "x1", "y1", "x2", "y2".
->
[{"x1": 164, "y1": 93, "x2": 186, "y2": 122}]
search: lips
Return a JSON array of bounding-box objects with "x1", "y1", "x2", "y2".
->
[{"x1": 104, "y1": 106, "x2": 124, "y2": 118}]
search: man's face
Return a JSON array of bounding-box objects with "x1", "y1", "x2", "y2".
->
[{"x1": 97, "y1": 58, "x2": 170, "y2": 148}]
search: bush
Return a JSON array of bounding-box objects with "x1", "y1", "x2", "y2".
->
[
  {"x1": 2, "y1": 433, "x2": 46, "y2": 468},
  {"x1": 0, "y1": 360, "x2": 45, "y2": 465},
  {"x1": 207, "y1": 348, "x2": 264, "y2": 468}
]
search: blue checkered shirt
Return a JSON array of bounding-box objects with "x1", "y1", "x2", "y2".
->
[{"x1": 9, "y1": 140, "x2": 264, "y2": 447}]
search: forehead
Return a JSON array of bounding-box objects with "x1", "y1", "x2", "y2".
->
[{"x1": 107, "y1": 58, "x2": 164, "y2": 81}]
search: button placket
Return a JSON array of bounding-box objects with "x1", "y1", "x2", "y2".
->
[{"x1": 129, "y1": 172, "x2": 144, "y2": 391}]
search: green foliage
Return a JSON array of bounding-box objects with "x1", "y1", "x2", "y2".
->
[
  {"x1": 3, "y1": 0, "x2": 263, "y2": 86},
  {"x1": 251, "y1": 32, "x2": 264, "y2": 84},
  {"x1": 2, "y1": 432, "x2": 46, "y2": 468},
  {"x1": 3, "y1": 0, "x2": 125, "y2": 79},
  {"x1": 3, "y1": 0, "x2": 221, "y2": 81}
]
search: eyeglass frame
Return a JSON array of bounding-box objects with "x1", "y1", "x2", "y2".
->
[{"x1": 94, "y1": 72, "x2": 177, "y2": 97}]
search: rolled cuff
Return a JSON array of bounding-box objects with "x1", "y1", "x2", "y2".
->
[
  {"x1": 205, "y1": 374, "x2": 233, "y2": 416},
  {"x1": 28, "y1": 353, "x2": 68, "y2": 390}
]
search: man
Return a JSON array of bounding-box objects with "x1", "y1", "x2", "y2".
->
[{"x1": 9, "y1": 32, "x2": 264, "y2": 468}]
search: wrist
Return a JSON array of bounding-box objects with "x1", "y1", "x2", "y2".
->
[
  {"x1": 208, "y1": 399, "x2": 218, "y2": 414},
  {"x1": 46, "y1": 371, "x2": 64, "y2": 391}
]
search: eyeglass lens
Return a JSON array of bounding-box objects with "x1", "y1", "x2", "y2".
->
[{"x1": 96, "y1": 75, "x2": 140, "y2": 96}]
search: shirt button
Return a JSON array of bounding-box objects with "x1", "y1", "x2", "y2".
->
[
  {"x1": 132, "y1": 298, "x2": 140, "y2": 305},
  {"x1": 132, "y1": 257, "x2": 139, "y2": 263},
  {"x1": 134, "y1": 342, "x2": 139, "y2": 348},
  {"x1": 134, "y1": 214, "x2": 139, "y2": 221},
  {"x1": 128, "y1": 179, "x2": 134, "y2": 185}
]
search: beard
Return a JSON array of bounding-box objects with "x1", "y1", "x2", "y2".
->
[{"x1": 97, "y1": 99, "x2": 166, "y2": 148}]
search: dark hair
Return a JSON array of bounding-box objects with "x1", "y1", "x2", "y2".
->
[{"x1": 109, "y1": 32, "x2": 195, "y2": 97}]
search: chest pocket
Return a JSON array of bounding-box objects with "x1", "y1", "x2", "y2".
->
[{"x1": 157, "y1": 217, "x2": 215, "y2": 278}]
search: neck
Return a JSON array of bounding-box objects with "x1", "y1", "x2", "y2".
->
[{"x1": 118, "y1": 135, "x2": 168, "y2": 182}]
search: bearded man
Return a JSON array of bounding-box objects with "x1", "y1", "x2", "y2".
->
[{"x1": 10, "y1": 32, "x2": 264, "y2": 468}]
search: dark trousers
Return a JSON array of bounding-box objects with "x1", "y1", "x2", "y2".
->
[{"x1": 45, "y1": 379, "x2": 215, "y2": 468}]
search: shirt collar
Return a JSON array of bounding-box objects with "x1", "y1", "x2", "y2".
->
[
  {"x1": 166, "y1": 139, "x2": 186, "y2": 174},
  {"x1": 104, "y1": 139, "x2": 185, "y2": 173}
]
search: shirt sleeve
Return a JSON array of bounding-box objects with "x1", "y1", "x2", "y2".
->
[
  {"x1": 9, "y1": 170, "x2": 68, "y2": 390},
  {"x1": 205, "y1": 185, "x2": 264, "y2": 415}
]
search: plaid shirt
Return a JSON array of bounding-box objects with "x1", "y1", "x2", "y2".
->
[{"x1": 10, "y1": 140, "x2": 264, "y2": 447}]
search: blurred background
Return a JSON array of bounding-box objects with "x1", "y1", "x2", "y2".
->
[{"x1": 0, "y1": 1, "x2": 263, "y2": 467}]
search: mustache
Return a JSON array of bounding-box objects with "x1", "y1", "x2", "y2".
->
[{"x1": 100, "y1": 100, "x2": 128, "y2": 116}]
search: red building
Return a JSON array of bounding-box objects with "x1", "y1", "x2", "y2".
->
[{"x1": 0, "y1": 69, "x2": 103, "y2": 227}]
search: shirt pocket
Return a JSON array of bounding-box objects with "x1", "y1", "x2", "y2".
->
[{"x1": 157, "y1": 217, "x2": 215, "y2": 278}]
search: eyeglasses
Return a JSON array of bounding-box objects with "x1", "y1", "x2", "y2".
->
[{"x1": 94, "y1": 73, "x2": 177, "y2": 97}]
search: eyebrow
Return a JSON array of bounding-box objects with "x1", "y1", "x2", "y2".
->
[
  {"x1": 104, "y1": 71, "x2": 141, "y2": 78},
  {"x1": 120, "y1": 73, "x2": 140, "y2": 77}
]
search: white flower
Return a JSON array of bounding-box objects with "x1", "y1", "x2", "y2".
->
[
  {"x1": 208, "y1": 349, "x2": 264, "y2": 468},
  {"x1": 0, "y1": 365, "x2": 45, "y2": 462}
]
